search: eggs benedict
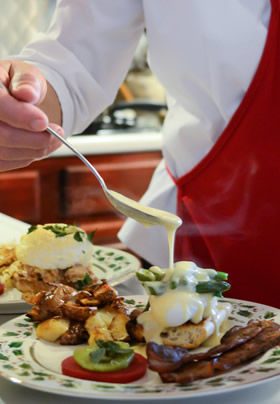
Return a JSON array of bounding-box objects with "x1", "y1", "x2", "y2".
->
[
  {"x1": 134, "y1": 261, "x2": 231, "y2": 349},
  {"x1": 12, "y1": 223, "x2": 98, "y2": 294}
]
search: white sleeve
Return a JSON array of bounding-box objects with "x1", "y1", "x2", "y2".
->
[{"x1": 10, "y1": 0, "x2": 145, "y2": 136}]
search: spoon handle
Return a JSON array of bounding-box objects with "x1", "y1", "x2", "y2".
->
[{"x1": 46, "y1": 126, "x2": 106, "y2": 190}]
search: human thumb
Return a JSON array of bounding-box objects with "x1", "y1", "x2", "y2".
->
[{"x1": 9, "y1": 61, "x2": 47, "y2": 105}]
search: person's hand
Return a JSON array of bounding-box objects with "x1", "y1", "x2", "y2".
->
[{"x1": 0, "y1": 60, "x2": 64, "y2": 172}]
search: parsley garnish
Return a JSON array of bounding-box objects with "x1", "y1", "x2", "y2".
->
[
  {"x1": 27, "y1": 223, "x2": 94, "y2": 244},
  {"x1": 43, "y1": 224, "x2": 70, "y2": 237},
  {"x1": 77, "y1": 273, "x2": 92, "y2": 290},
  {"x1": 27, "y1": 225, "x2": 38, "y2": 234},
  {"x1": 87, "y1": 230, "x2": 96, "y2": 243},
  {"x1": 74, "y1": 231, "x2": 84, "y2": 242}
]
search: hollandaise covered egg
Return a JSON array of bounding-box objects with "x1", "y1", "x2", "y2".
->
[
  {"x1": 135, "y1": 261, "x2": 231, "y2": 349},
  {"x1": 12, "y1": 223, "x2": 98, "y2": 295},
  {"x1": 16, "y1": 224, "x2": 94, "y2": 270}
]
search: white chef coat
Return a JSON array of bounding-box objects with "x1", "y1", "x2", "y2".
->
[{"x1": 11, "y1": 0, "x2": 271, "y2": 267}]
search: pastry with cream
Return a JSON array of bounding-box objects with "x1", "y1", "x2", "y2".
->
[{"x1": 11, "y1": 223, "x2": 98, "y2": 295}]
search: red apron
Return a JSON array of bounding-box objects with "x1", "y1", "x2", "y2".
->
[{"x1": 167, "y1": 0, "x2": 280, "y2": 308}]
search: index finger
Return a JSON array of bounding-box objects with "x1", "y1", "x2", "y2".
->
[{"x1": 0, "y1": 88, "x2": 48, "y2": 132}]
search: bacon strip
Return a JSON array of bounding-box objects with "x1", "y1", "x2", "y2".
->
[
  {"x1": 147, "y1": 321, "x2": 263, "y2": 373},
  {"x1": 214, "y1": 322, "x2": 280, "y2": 371},
  {"x1": 160, "y1": 360, "x2": 214, "y2": 384},
  {"x1": 147, "y1": 320, "x2": 280, "y2": 383}
]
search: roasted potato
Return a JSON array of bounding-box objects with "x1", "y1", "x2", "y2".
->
[
  {"x1": 36, "y1": 317, "x2": 70, "y2": 342},
  {"x1": 126, "y1": 319, "x2": 145, "y2": 342},
  {"x1": 88, "y1": 326, "x2": 113, "y2": 345},
  {"x1": 79, "y1": 297, "x2": 101, "y2": 306},
  {"x1": 85, "y1": 308, "x2": 117, "y2": 333},
  {"x1": 109, "y1": 312, "x2": 130, "y2": 341},
  {"x1": 85, "y1": 312, "x2": 106, "y2": 333},
  {"x1": 85, "y1": 280, "x2": 118, "y2": 303}
]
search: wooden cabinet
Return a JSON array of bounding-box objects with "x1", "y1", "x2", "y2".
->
[
  {"x1": 0, "y1": 171, "x2": 40, "y2": 223},
  {"x1": 0, "y1": 151, "x2": 162, "y2": 248}
]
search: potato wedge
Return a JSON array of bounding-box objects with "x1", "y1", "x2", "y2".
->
[
  {"x1": 88, "y1": 326, "x2": 113, "y2": 345},
  {"x1": 109, "y1": 312, "x2": 130, "y2": 341},
  {"x1": 98, "y1": 307, "x2": 118, "y2": 327},
  {"x1": 36, "y1": 317, "x2": 70, "y2": 342},
  {"x1": 85, "y1": 312, "x2": 107, "y2": 334}
]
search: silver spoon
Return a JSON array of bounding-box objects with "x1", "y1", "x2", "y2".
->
[{"x1": 0, "y1": 80, "x2": 182, "y2": 229}]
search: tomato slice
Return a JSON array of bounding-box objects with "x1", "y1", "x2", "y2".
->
[
  {"x1": 73, "y1": 342, "x2": 134, "y2": 372},
  {"x1": 0, "y1": 284, "x2": 4, "y2": 296},
  {"x1": 62, "y1": 353, "x2": 147, "y2": 383}
]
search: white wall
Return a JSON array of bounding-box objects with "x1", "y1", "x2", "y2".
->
[{"x1": 0, "y1": 0, "x2": 56, "y2": 59}]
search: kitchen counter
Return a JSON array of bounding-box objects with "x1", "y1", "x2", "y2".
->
[{"x1": 50, "y1": 131, "x2": 163, "y2": 158}]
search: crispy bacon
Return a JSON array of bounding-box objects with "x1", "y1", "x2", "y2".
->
[
  {"x1": 147, "y1": 320, "x2": 280, "y2": 383},
  {"x1": 147, "y1": 343, "x2": 189, "y2": 372},
  {"x1": 160, "y1": 360, "x2": 215, "y2": 384},
  {"x1": 147, "y1": 321, "x2": 263, "y2": 373},
  {"x1": 214, "y1": 321, "x2": 280, "y2": 371}
]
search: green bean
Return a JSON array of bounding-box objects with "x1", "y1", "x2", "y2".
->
[
  {"x1": 135, "y1": 269, "x2": 156, "y2": 282},
  {"x1": 143, "y1": 282, "x2": 166, "y2": 296},
  {"x1": 144, "y1": 285, "x2": 159, "y2": 295},
  {"x1": 149, "y1": 266, "x2": 165, "y2": 281},
  {"x1": 214, "y1": 271, "x2": 228, "y2": 281},
  {"x1": 196, "y1": 281, "x2": 231, "y2": 294}
]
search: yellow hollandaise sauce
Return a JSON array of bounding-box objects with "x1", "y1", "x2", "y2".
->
[
  {"x1": 108, "y1": 188, "x2": 231, "y2": 348},
  {"x1": 107, "y1": 190, "x2": 182, "y2": 269},
  {"x1": 136, "y1": 261, "x2": 231, "y2": 345}
]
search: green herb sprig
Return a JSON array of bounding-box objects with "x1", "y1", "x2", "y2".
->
[
  {"x1": 76, "y1": 273, "x2": 92, "y2": 290},
  {"x1": 90, "y1": 341, "x2": 133, "y2": 364}
]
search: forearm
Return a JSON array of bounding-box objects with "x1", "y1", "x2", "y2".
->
[{"x1": 39, "y1": 81, "x2": 62, "y2": 126}]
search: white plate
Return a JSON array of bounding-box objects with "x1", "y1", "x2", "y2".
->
[
  {"x1": 0, "y1": 214, "x2": 141, "y2": 313},
  {"x1": 0, "y1": 296, "x2": 280, "y2": 400},
  {"x1": 0, "y1": 213, "x2": 29, "y2": 244},
  {"x1": 90, "y1": 245, "x2": 141, "y2": 286},
  {"x1": 0, "y1": 289, "x2": 31, "y2": 314}
]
